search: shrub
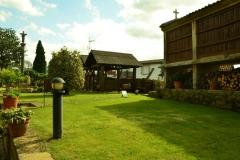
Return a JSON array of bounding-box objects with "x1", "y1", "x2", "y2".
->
[{"x1": 48, "y1": 47, "x2": 84, "y2": 92}]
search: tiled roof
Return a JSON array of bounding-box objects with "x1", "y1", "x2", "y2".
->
[
  {"x1": 140, "y1": 59, "x2": 163, "y2": 64},
  {"x1": 85, "y1": 50, "x2": 142, "y2": 68}
]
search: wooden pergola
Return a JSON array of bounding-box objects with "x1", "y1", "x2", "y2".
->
[{"x1": 84, "y1": 50, "x2": 142, "y2": 91}]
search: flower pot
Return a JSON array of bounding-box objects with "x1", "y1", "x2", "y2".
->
[
  {"x1": 173, "y1": 80, "x2": 182, "y2": 89},
  {"x1": 3, "y1": 96, "x2": 19, "y2": 110},
  {"x1": 209, "y1": 82, "x2": 216, "y2": 90},
  {"x1": 8, "y1": 119, "x2": 29, "y2": 138}
]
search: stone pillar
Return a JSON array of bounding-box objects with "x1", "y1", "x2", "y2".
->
[{"x1": 20, "y1": 31, "x2": 27, "y2": 73}]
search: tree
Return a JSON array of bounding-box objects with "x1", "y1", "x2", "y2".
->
[
  {"x1": 33, "y1": 40, "x2": 46, "y2": 73},
  {"x1": 48, "y1": 47, "x2": 84, "y2": 92},
  {"x1": 0, "y1": 28, "x2": 22, "y2": 70},
  {"x1": 0, "y1": 68, "x2": 24, "y2": 91}
]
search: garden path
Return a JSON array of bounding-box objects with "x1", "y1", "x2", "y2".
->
[{"x1": 14, "y1": 129, "x2": 54, "y2": 160}]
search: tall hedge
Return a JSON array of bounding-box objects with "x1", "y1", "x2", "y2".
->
[{"x1": 48, "y1": 47, "x2": 84, "y2": 92}]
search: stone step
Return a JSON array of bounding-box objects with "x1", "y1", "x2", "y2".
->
[{"x1": 19, "y1": 152, "x2": 54, "y2": 160}]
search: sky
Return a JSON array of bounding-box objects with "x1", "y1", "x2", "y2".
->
[{"x1": 0, "y1": 0, "x2": 218, "y2": 63}]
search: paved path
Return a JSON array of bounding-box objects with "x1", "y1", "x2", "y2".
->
[{"x1": 14, "y1": 129, "x2": 54, "y2": 160}]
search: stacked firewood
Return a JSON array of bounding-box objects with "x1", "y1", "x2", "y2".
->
[
  {"x1": 220, "y1": 69, "x2": 240, "y2": 90},
  {"x1": 198, "y1": 68, "x2": 240, "y2": 90}
]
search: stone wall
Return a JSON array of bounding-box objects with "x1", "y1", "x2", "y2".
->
[{"x1": 149, "y1": 89, "x2": 240, "y2": 112}]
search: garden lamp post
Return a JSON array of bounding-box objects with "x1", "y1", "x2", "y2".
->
[{"x1": 51, "y1": 77, "x2": 65, "y2": 139}]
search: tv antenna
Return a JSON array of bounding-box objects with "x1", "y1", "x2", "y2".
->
[{"x1": 88, "y1": 35, "x2": 95, "y2": 52}]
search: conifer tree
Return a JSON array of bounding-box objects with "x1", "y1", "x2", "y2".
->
[{"x1": 33, "y1": 40, "x2": 46, "y2": 73}]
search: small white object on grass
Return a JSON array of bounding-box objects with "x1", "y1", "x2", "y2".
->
[{"x1": 121, "y1": 90, "x2": 128, "y2": 98}]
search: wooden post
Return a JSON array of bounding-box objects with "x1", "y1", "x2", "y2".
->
[
  {"x1": 99, "y1": 65, "x2": 105, "y2": 91},
  {"x1": 132, "y1": 67, "x2": 136, "y2": 91},
  {"x1": 192, "y1": 20, "x2": 198, "y2": 89},
  {"x1": 91, "y1": 70, "x2": 95, "y2": 91},
  {"x1": 117, "y1": 69, "x2": 121, "y2": 91},
  {"x1": 163, "y1": 31, "x2": 167, "y2": 88},
  {"x1": 193, "y1": 65, "x2": 198, "y2": 89}
]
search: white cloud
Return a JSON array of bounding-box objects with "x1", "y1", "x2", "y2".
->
[
  {"x1": 25, "y1": 22, "x2": 57, "y2": 37},
  {"x1": 112, "y1": 0, "x2": 219, "y2": 60},
  {"x1": 117, "y1": 0, "x2": 218, "y2": 22},
  {"x1": 37, "y1": 0, "x2": 57, "y2": 9},
  {"x1": 24, "y1": 37, "x2": 62, "y2": 63},
  {"x1": 23, "y1": 0, "x2": 219, "y2": 63},
  {"x1": 84, "y1": 0, "x2": 100, "y2": 18},
  {"x1": 57, "y1": 23, "x2": 71, "y2": 30},
  {"x1": 0, "y1": 10, "x2": 12, "y2": 21},
  {"x1": 0, "y1": 0, "x2": 43, "y2": 16},
  {"x1": 0, "y1": 0, "x2": 57, "y2": 17},
  {"x1": 58, "y1": 18, "x2": 163, "y2": 61}
]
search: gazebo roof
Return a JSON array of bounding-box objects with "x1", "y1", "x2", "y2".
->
[
  {"x1": 81, "y1": 55, "x2": 88, "y2": 63},
  {"x1": 80, "y1": 55, "x2": 88, "y2": 67},
  {"x1": 85, "y1": 50, "x2": 142, "y2": 69}
]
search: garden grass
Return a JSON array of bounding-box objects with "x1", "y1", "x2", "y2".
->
[{"x1": 18, "y1": 93, "x2": 240, "y2": 160}]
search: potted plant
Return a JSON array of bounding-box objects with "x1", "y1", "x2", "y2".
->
[
  {"x1": 2, "y1": 91, "x2": 20, "y2": 110},
  {"x1": 208, "y1": 79, "x2": 217, "y2": 90},
  {"x1": 171, "y1": 73, "x2": 184, "y2": 89},
  {"x1": 0, "y1": 108, "x2": 33, "y2": 137},
  {"x1": 207, "y1": 72, "x2": 218, "y2": 90}
]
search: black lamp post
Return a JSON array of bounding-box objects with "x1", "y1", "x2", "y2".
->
[{"x1": 51, "y1": 77, "x2": 65, "y2": 139}]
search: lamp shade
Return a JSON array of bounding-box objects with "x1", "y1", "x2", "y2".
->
[{"x1": 51, "y1": 77, "x2": 65, "y2": 90}]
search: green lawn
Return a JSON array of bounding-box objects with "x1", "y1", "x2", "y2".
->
[{"x1": 19, "y1": 93, "x2": 240, "y2": 160}]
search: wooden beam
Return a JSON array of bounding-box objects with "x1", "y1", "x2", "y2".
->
[
  {"x1": 165, "y1": 52, "x2": 240, "y2": 68},
  {"x1": 99, "y1": 65, "x2": 105, "y2": 91},
  {"x1": 192, "y1": 20, "x2": 197, "y2": 89},
  {"x1": 132, "y1": 68, "x2": 136, "y2": 91},
  {"x1": 165, "y1": 60, "x2": 193, "y2": 68},
  {"x1": 163, "y1": 31, "x2": 167, "y2": 88},
  {"x1": 91, "y1": 70, "x2": 95, "y2": 91},
  {"x1": 117, "y1": 69, "x2": 121, "y2": 91},
  {"x1": 146, "y1": 68, "x2": 154, "y2": 80},
  {"x1": 192, "y1": 20, "x2": 197, "y2": 61},
  {"x1": 192, "y1": 65, "x2": 197, "y2": 89},
  {"x1": 195, "y1": 53, "x2": 240, "y2": 64}
]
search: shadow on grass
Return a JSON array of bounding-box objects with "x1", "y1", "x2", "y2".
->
[{"x1": 98, "y1": 99, "x2": 240, "y2": 159}]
